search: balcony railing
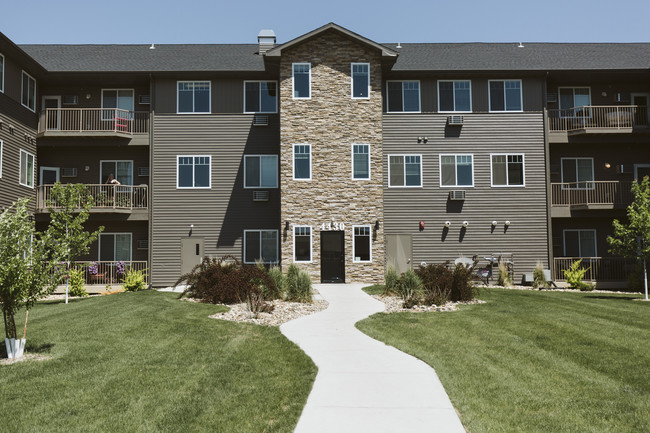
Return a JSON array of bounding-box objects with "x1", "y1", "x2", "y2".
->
[
  {"x1": 36, "y1": 184, "x2": 148, "y2": 212},
  {"x1": 38, "y1": 108, "x2": 149, "y2": 135},
  {"x1": 553, "y1": 257, "x2": 637, "y2": 282},
  {"x1": 548, "y1": 105, "x2": 648, "y2": 131},
  {"x1": 52, "y1": 261, "x2": 149, "y2": 286},
  {"x1": 551, "y1": 181, "x2": 633, "y2": 207}
]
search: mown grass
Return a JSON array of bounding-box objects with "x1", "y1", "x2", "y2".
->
[
  {"x1": 357, "y1": 288, "x2": 650, "y2": 433},
  {"x1": 1, "y1": 291, "x2": 316, "y2": 433}
]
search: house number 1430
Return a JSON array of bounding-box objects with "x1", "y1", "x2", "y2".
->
[{"x1": 320, "y1": 222, "x2": 345, "y2": 231}]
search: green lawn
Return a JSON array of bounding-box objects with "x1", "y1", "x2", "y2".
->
[
  {"x1": 1, "y1": 291, "x2": 316, "y2": 433},
  {"x1": 357, "y1": 288, "x2": 650, "y2": 433}
]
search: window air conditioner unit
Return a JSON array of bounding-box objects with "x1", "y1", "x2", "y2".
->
[
  {"x1": 253, "y1": 115, "x2": 269, "y2": 126},
  {"x1": 61, "y1": 167, "x2": 77, "y2": 177},
  {"x1": 253, "y1": 190, "x2": 270, "y2": 201},
  {"x1": 449, "y1": 190, "x2": 466, "y2": 201},
  {"x1": 138, "y1": 166, "x2": 150, "y2": 177},
  {"x1": 62, "y1": 95, "x2": 78, "y2": 105},
  {"x1": 137, "y1": 239, "x2": 148, "y2": 250},
  {"x1": 139, "y1": 95, "x2": 151, "y2": 105},
  {"x1": 447, "y1": 115, "x2": 464, "y2": 125},
  {"x1": 616, "y1": 164, "x2": 632, "y2": 174}
]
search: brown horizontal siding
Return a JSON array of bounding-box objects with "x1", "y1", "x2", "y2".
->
[
  {"x1": 0, "y1": 112, "x2": 37, "y2": 209},
  {"x1": 383, "y1": 112, "x2": 549, "y2": 281}
]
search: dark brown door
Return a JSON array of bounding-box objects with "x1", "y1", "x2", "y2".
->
[{"x1": 321, "y1": 231, "x2": 345, "y2": 283}]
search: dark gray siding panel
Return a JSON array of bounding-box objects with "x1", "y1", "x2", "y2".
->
[
  {"x1": 0, "y1": 112, "x2": 37, "y2": 209},
  {"x1": 383, "y1": 112, "x2": 548, "y2": 281},
  {"x1": 153, "y1": 79, "x2": 177, "y2": 114},
  {"x1": 153, "y1": 78, "x2": 246, "y2": 114},
  {"x1": 151, "y1": 114, "x2": 280, "y2": 286},
  {"x1": 523, "y1": 78, "x2": 544, "y2": 111}
]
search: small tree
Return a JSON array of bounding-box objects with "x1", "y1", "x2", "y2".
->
[
  {"x1": 46, "y1": 183, "x2": 104, "y2": 303},
  {"x1": 607, "y1": 176, "x2": 650, "y2": 300}
]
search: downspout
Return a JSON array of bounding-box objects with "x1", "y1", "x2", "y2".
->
[
  {"x1": 543, "y1": 71, "x2": 554, "y2": 278},
  {"x1": 148, "y1": 73, "x2": 154, "y2": 288}
]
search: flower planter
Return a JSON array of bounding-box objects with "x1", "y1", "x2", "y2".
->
[{"x1": 4, "y1": 338, "x2": 26, "y2": 359}]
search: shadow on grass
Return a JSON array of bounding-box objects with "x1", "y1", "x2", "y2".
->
[
  {"x1": 584, "y1": 295, "x2": 640, "y2": 301},
  {"x1": 0, "y1": 342, "x2": 55, "y2": 359},
  {"x1": 39, "y1": 297, "x2": 91, "y2": 306}
]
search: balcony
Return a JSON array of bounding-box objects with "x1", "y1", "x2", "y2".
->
[
  {"x1": 548, "y1": 106, "x2": 649, "y2": 141},
  {"x1": 553, "y1": 257, "x2": 636, "y2": 284},
  {"x1": 52, "y1": 261, "x2": 149, "y2": 291},
  {"x1": 37, "y1": 108, "x2": 150, "y2": 144},
  {"x1": 551, "y1": 181, "x2": 632, "y2": 216},
  {"x1": 36, "y1": 184, "x2": 148, "y2": 219}
]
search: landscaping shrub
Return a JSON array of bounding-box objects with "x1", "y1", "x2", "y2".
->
[
  {"x1": 268, "y1": 266, "x2": 285, "y2": 298},
  {"x1": 285, "y1": 264, "x2": 313, "y2": 303},
  {"x1": 398, "y1": 269, "x2": 423, "y2": 308},
  {"x1": 563, "y1": 259, "x2": 593, "y2": 291},
  {"x1": 450, "y1": 263, "x2": 478, "y2": 302},
  {"x1": 496, "y1": 261, "x2": 513, "y2": 288},
  {"x1": 384, "y1": 266, "x2": 400, "y2": 296},
  {"x1": 122, "y1": 268, "x2": 148, "y2": 292},
  {"x1": 244, "y1": 291, "x2": 275, "y2": 317},
  {"x1": 532, "y1": 262, "x2": 546, "y2": 290},
  {"x1": 68, "y1": 266, "x2": 88, "y2": 297},
  {"x1": 416, "y1": 263, "x2": 452, "y2": 305}
]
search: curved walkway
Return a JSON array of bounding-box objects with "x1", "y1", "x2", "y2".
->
[{"x1": 280, "y1": 283, "x2": 466, "y2": 433}]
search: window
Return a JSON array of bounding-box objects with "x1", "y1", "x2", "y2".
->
[
  {"x1": 491, "y1": 154, "x2": 525, "y2": 187},
  {"x1": 0, "y1": 54, "x2": 4, "y2": 93},
  {"x1": 563, "y1": 230, "x2": 597, "y2": 257},
  {"x1": 244, "y1": 81, "x2": 277, "y2": 113},
  {"x1": 351, "y1": 63, "x2": 369, "y2": 99},
  {"x1": 353, "y1": 226, "x2": 371, "y2": 263},
  {"x1": 388, "y1": 155, "x2": 422, "y2": 187},
  {"x1": 489, "y1": 80, "x2": 522, "y2": 112},
  {"x1": 294, "y1": 226, "x2": 312, "y2": 262},
  {"x1": 102, "y1": 89, "x2": 134, "y2": 119},
  {"x1": 438, "y1": 80, "x2": 471, "y2": 112},
  {"x1": 293, "y1": 63, "x2": 311, "y2": 99},
  {"x1": 21, "y1": 71, "x2": 36, "y2": 112},
  {"x1": 177, "y1": 81, "x2": 210, "y2": 113},
  {"x1": 100, "y1": 160, "x2": 133, "y2": 185},
  {"x1": 177, "y1": 156, "x2": 211, "y2": 188},
  {"x1": 440, "y1": 155, "x2": 473, "y2": 187},
  {"x1": 293, "y1": 144, "x2": 311, "y2": 180},
  {"x1": 559, "y1": 87, "x2": 591, "y2": 117},
  {"x1": 244, "y1": 230, "x2": 278, "y2": 264},
  {"x1": 386, "y1": 81, "x2": 420, "y2": 112},
  {"x1": 99, "y1": 233, "x2": 132, "y2": 261},
  {"x1": 244, "y1": 155, "x2": 278, "y2": 188},
  {"x1": 561, "y1": 158, "x2": 594, "y2": 189},
  {"x1": 19, "y1": 149, "x2": 34, "y2": 188},
  {"x1": 352, "y1": 144, "x2": 370, "y2": 180}
]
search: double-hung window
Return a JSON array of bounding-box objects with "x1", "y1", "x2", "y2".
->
[
  {"x1": 352, "y1": 144, "x2": 370, "y2": 180},
  {"x1": 293, "y1": 144, "x2": 311, "y2": 180},
  {"x1": 177, "y1": 156, "x2": 211, "y2": 188},
  {"x1": 491, "y1": 154, "x2": 524, "y2": 187},
  {"x1": 244, "y1": 230, "x2": 279, "y2": 264},
  {"x1": 177, "y1": 81, "x2": 211, "y2": 113},
  {"x1": 561, "y1": 157, "x2": 594, "y2": 189},
  {"x1": 102, "y1": 89, "x2": 134, "y2": 120},
  {"x1": 438, "y1": 80, "x2": 471, "y2": 112},
  {"x1": 386, "y1": 81, "x2": 420, "y2": 112},
  {"x1": 440, "y1": 155, "x2": 473, "y2": 187},
  {"x1": 244, "y1": 81, "x2": 277, "y2": 113},
  {"x1": 19, "y1": 149, "x2": 34, "y2": 188},
  {"x1": 563, "y1": 230, "x2": 597, "y2": 257},
  {"x1": 353, "y1": 226, "x2": 371, "y2": 263},
  {"x1": 559, "y1": 87, "x2": 591, "y2": 117},
  {"x1": 99, "y1": 233, "x2": 132, "y2": 261},
  {"x1": 489, "y1": 80, "x2": 522, "y2": 112},
  {"x1": 21, "y1": 71, "x2": 36, "y2": 112},
  {"x1": 0, "y1": 54, "x2": 4, "y2": 93},
  {"x1": 388, "y1": 155, "x2": 422, "y2": 187},
  {"x1": 294, "y1": 226, "x2": 312, "y2": 262},
  {"x1": 244, "y1": 155, "x2": 278, "y2": 188},
  {"x1": 293, "y1": 63, "x2": 311, "y2": 99},
  {"x1": 351, "y1": 63, "x2": 369, "y2": 99}
]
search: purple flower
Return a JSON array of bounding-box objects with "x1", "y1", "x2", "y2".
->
[
  {"x1": 116, "y1": 261, "x2": 126, "y2": 275},
  {"x1": 88, "y1": 262, "x2": 99, "y2": 275}
]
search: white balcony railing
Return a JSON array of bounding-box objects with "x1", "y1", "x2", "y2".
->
[
  {"x1": 551, "y1": 181, "x2": 633, "y2": 207},
  {"x1": 51, "y1": 261, "x2": 149, "y2": 286},
  {"x1": 36, "y1": 184, "x2": 148, "y2": 211},
  {"x1": 553, "y1": 257, "x2": 637, "y2": 282},
  {"x1": 38, "y1": 108, "x2": 149, "y2": 135},
  {"x1": 548, "y1": 105, "x2": 648, "y2": 131}
]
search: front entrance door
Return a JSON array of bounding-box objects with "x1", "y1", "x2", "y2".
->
[
  {"x1": 181, "y1": 237, "x2": 204, "y2": 275},
  {"x1": 386, "y1": 234, "x2": 412, "y2": 274},
  {"x1": 42, "y1": 96, "x2": 61, "y2": 131},
  {"x1": 40, "y1": 166, "x2": 60, "y2": 184},
  {"x1": 631, "y1": 93, "x2": 649, "y2": 126},
  {"x1": 321, "y1": 231, "x2": 345, "y2": 283},
  {"x1": 634, "y1": 164, "x2": 650, "y2": 181}
]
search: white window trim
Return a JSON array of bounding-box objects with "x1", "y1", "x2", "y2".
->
[
  {"x1": 488, "y1": 79, "x2": 523, "y2": 113},
  {"x1": 0, "y1": 139, "x2": 3, "y2": 178},
  {"x1": 99, "y1": 160, "x2": 134, "y2": 184},
  {"x1": 351, "y1": 143, "x2": 370, "y2": 180},
  {"x1": 21, "y1": 70, "x2": 36, "y2": 112},
  {"x1": 243, "y1": 154, "x2": 278, "y2": 189},
  {"x1": 292, "y1": 63, "x2": 311, "y2": 100},
  {"x1": 437, "y1": 80, "x2": 472, "y2": 113},
  {"x1": 243, "y1": 80, "x2": 278, "y2": 114},
  {"x1": 293, "y1": 225, "x2": 313, "y2": 263},
  {"x1": 101, "y1": 88, "x2": 135, "y2": 116},
  {"x1": 243, "y1": 229, "x2": 279, "y2": 264},
  {"x1": 292, "y1": 144, "x2": 312, "y2": 181},
  {"x1": 176, "y1": 80, "x2": 211, "y2": 114},
  {"x1": 352, "y1": 225, "x2": 372, "y2": 263},
  {"x1": 19, "y1": 149, "x2": 34, "y2": 188},
  {"x1": 351, "y1": 63, "x2": 370, "y2": 100},
  {"x1": 560, "y1": 157, "x2": 595, "y2": 190},
  {"x1": 490, "y1": 153, "x2": 526, "y2": 187},
  {"x1": 387, "y1": 154, "x2": 423, "y2": 188},
  {"x1": 558, "y1": 86, "x2": 592, "y2": 117},
  {"x1": 0, "y1": 53, "x2": 4, "y2": 93},
  {"x1": 98, "y1": 232, "x2": 133, "y2": 262},
  {"x1": 439, "y1": 154, "x2": 475, "y2": 188},
  {"x1": 385, "y1": 80, "x2": 421, "y2": 113},
  {"x1": 176, "y1": 155, "x2": 212, "y2": 189},
  {"x1": 562, "y1": 229, "x2": 597, "y2": 257}
]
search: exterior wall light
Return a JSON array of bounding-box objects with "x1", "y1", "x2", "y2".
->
[
  {"x1": 504, "y1": 220, "x2": 511, "y2": 226},
  {"x1": 604, "y1": 162, "x2": 611, "y2": 169},
  {"x1": 444, "y1": 221, "x2": 451, "y2": 228},
  {"x1": 284, "y1": 221, "x2": 290, "y2": 231},
  {"x1": 374, "y1": 220, "x2": 380, "y2": 231},
  {"x1": 491, "y1": 220, "x2": 498, "y2": 226},
  {"x1": 419, "y1": 221, "x2": 425, "y2": 230},
  {"x1": 462, "y1": 221, "x2": 469, "y2": 228}
]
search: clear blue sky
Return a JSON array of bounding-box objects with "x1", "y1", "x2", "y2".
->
[{"x1": 2, "y1": 0, "x2": 649, "y2": 45}]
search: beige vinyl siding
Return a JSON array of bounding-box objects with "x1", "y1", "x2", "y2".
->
[{"x1": 383, "y1": 112, "x2": 548, "y2": 282}]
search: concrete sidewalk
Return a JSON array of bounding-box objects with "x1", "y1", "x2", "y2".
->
[{"x1": 280, "y1": 283, "x2": 466, "y2": 433}]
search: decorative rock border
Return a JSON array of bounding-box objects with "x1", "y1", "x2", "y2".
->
[
  {"x1": 210, "y1": 299, "x2": 329, "y2": 327},
  {"x1": 371, "y1": 294, "x2": 485, "y2": 313}
]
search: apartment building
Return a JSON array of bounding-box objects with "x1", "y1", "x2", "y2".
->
[{"x1": 1, "y1": 23, "x2": 649, "y2": 288}]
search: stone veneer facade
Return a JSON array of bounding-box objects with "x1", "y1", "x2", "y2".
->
[{"x1": 279, "y1": 30, "x2": 384, "y2": 283}]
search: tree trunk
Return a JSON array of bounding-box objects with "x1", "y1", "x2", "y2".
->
[{"x1": 3, "y1": 309, "x2": 17, "y2": 339}]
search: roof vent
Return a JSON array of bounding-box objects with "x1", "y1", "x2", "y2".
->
[
  {"x1": 396, "y1": 42, "x2": 402, "y2": 49},
  {"x1": 258, "y1": 30, "x2": 276, "y2": 55},
  {"x1": 149, "y1": 44, "x2": 155, "y2": 50},
  {"x1": 517, "y1": 42, "x2": 524, "y2": 48}
]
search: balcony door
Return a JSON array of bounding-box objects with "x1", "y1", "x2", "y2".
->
[
  {"x1": 40, "y1": 166, "x2": 60, "y2": 185},
  {"x1": 41, "y1": 96, "x2": 61, "y2": 131},
  {"x1": 631, "y1": 93, "x2": 649, "y2": 126},
  {"x1": 100, "y1": 160, "x2": 133, "y2": 185},
  {"x1": 634, "y1": 164, "x2": 650, "y2": 181}
]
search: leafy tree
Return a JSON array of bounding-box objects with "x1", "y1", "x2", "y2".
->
[{"x1": 608, "y1": 176, "x2": 650, "y2": 299}]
